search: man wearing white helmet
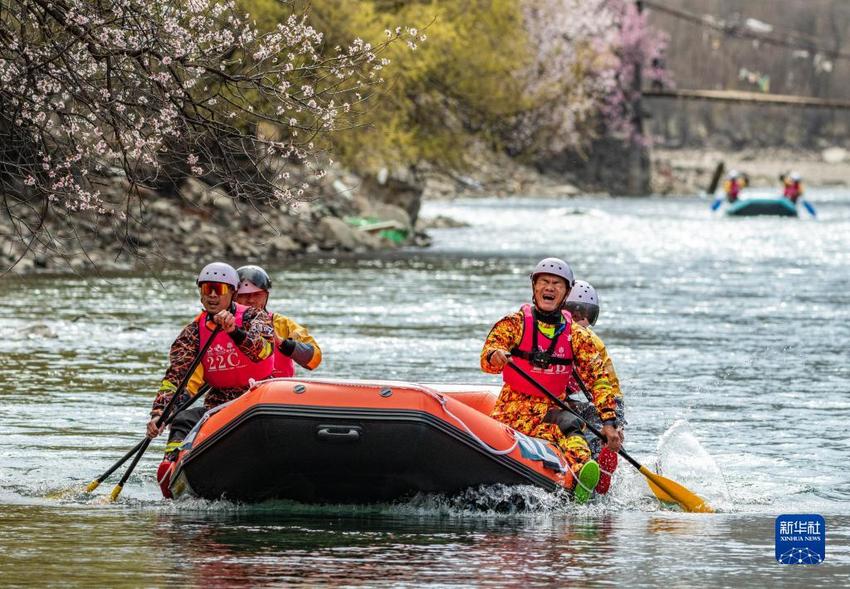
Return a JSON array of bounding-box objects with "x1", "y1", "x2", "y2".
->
[
  {"x1": 146, "y1": 262, "x2": 275, "y2": 497},
  {"x1": 564, "y1": 280, "x2": 624, "y2": 494},
  {"x1": 782, "y1": 171, "x2": 804, "y2": 204},
  {"x1": 235, "y1": 265, "x2": 322, "y2": 376},
  {"x1": 481, "y1": 258, "x2": 622, "y2": 504}
]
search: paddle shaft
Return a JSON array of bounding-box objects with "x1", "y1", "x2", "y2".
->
[
  {"x1": 86, "y1": 385, "x2": 210, "y2": 491},
  {"x1": 802, "y1": 199, "x2": 817, "y2": 217},
  {"x1": 86, "y1": 440, "x2": 145, "y2": 491},
  {"x1": 506, "y1": 361, "x2": 639, "y2": 472},
  {"x1": 111, "y1": 325, "x2": 221, "y2": 497}
]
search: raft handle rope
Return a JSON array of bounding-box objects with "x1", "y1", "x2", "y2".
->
[
  {"x1": 424, "y1": 389, "x2": 518, "y2": 456},
  {"x1": 245, "y1": 377, "x2": 520, "y2": 456}
]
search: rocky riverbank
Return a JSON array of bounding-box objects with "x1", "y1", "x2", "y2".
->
[
  {"x1": 0, "y1": 144, "x2": 584, "y2": 275},
  {"x1": 4, "y1": 143, "x2": 847, "y2": 274},
  {"x1": 0, "y1": 163, "x2": 433, "y2": 275}
]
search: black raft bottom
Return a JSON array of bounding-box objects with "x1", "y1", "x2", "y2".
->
[{"x1": 174, "y1": 405, "x2": 557, "y2": 503}]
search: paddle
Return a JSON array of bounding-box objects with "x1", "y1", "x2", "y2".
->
[
  {"x1": 707, "y1": 161, "x2": 725, "y2": 211},
  {"x1": 505, "y1": 360, "x2": 714, "y2": 513},
  {"x1": 83, "y1": 385, "x2": 209, "y2": 493},
  {"x1": 108, "y1": 323, "x2": 221, "y2": 502},
  {"x1": 801, "y1": 199, "x2": 817, "y2": 218}
]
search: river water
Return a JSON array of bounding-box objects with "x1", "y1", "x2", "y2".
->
[{"x1": 1, "y1": 191, "x2": 849, "y2": 586}]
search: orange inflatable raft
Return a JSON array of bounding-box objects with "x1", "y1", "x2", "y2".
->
[{"x1": 168, "y1": 378, "x2": 574, "y2": 503}]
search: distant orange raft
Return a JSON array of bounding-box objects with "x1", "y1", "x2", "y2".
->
[{"x1": 168, "y1": 378, "x2": 575, "y2": 503}]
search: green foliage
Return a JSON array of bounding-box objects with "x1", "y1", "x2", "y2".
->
[{"x1": 243, "y1": 0, "x2": 535, "y2": 174}]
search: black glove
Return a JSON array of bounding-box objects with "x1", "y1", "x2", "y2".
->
[{"x1": 279, "y1": 338, "x2": 296, "y2": 356}]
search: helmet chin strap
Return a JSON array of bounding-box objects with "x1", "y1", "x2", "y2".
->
[{"x1": 532, "y1": 300, "x2": 565, "y2": 324}]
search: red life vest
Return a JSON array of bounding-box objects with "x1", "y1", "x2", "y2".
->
[
  {"x1": 783, "y1": 181, "x2": 802, "y2": 203},
  {"x1": 270, "y1": 313, "x2": 295, "y2": 378},
  {"x1": 197, "y1": 304, "x2": 274, "y2": 389},
  {"x1": 503, "y1": 304, "x2": 576, "y2": 399},
  {"x1": 727, "y1": 180, "x2": 741, "y2": 200}
]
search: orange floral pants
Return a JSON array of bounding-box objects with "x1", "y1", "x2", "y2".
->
[{"x1": 491, "y1": 386, "x2": 592, "y2": 485}]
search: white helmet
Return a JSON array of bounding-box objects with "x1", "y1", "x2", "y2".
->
[
  {"x1": 531, "y1": 257, "x2": 575, "y2": 287},
  {"x1": 727, "y1": 169, "x2": 739, "y2": 179},
  {"x1": 566, "y1": 280, "x2": 598, "y2": 305},
  {"x1": 196, "y1": 262, "x2": 239, "y2": 288},
  {"x1": 789, "y1": 171, "x2": 802, "y2": 182},
  {"x1": 565, "y1": 280, "x2": 600, "y2": 326}
]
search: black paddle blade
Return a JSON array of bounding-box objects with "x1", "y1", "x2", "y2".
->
[{"x1": 706, "y1": 161, "x2": 725, "y2": 195}]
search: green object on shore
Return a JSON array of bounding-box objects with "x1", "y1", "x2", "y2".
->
[
  {"x1": 344, "y1": 216, "x2": 409, "y2": 244},
  {"x1": 725, "y1": 197, "x2": 798, "y2": 217}
]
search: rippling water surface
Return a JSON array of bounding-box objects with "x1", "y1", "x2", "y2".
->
[{"x1": 2, "y1": 191, "x2": 849, "y2": 586}]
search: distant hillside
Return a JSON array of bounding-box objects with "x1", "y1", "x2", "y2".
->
[{"x1": 645, "y1": 0, "x2": 850, "y2": 148}]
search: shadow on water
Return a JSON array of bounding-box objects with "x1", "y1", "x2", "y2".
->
[{"x1": 148, "y1": 509, "x2": 626, "y2": 586}]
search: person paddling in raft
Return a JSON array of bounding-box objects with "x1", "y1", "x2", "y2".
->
[
  {"x1": 722, "y1": 170, "x2": 746, "y2": 203},
  {"x1": 481, "y1": 258, "x2": 623, "y2": 504},
  {"x1": 563, "y1": 280, "x2": 625, "y2": 494},
  {"x1": 235, "y1": 265, "x2": 322, "y2": 376},
  {"x1": 781, "y1": 171, "x2": 804, "y2": 204},
  {"x1": 147, "y1": 262, "x2": 275, "y2": 497}
]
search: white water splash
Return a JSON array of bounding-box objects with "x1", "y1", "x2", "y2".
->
[{"x1": 656, "y1": 419, "x2": 731, "y2": 508}]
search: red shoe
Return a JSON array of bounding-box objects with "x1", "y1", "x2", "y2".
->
[
  {"x1": 156, "y1": 459, "x2": 174, "y2": 499},
  {"x1": 595, "y1": 446, "x2": 618, "y2": 494}
]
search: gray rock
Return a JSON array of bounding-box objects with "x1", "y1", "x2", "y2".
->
[
  {"x1": 318, "y1": 216, "x2": 359, "y2": 250},
  {"x1": 416, "y1": 215, "x2": 469, "y2": 230},
  {"x1": 195, "y1": 228, "x2": 219, "y2": 246},
  {"x1": 148, "y1": 199, "x2": 178, "y2": 215},
  {"x1": 12, "y1": 258, "x2": 34, "y2": 273},
  {"x1": 181, "y1": 178, "x2": 235, "y2": 211},
  {"x1": 360, "y1": 167, "x2": 424, "y2": 225},
  {"x1": 352, "y1": 229, "x2": 382, "y2": 250},
  {"x1": 228, "y1": 240, "x2": 260, "y2": 258},
  {"x1": 180, "y1": 177, "x2": 207, "y2": 202},
  {"x1": 422, "y1": 175, "x2": 456, "y2": 199},
  {"x1": 332, "y1": 179, "x2": 355, "y2": 200},
  {"x1": 376, "y1": 167, "x2": 389, "y2": 185},
  {"x1": 273, "y1": 214, "x2": 295, "y2": 234},
  {"x1": 177, "y1": 218, "x2": 196, "y2": 233},
  {"x1": 270, "y1": 234, "x2": 300, "y2": 253},
  {"x1": 822, "y1": 147, "x2": 847, "y2": 164}
]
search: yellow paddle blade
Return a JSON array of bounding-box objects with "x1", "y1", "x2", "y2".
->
[
  {"x1": 639, "y1": 466, "x2": 714, "y2": 513},
  {"x1": 85, "y1": 480, "x2": 101, "y2": 493},
  {"x1": 108, "y1": 484, "x2": 124, "y2": 502},
  {"x1": 644, "y1": 476, "x2": 676, "y2": 504}
]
